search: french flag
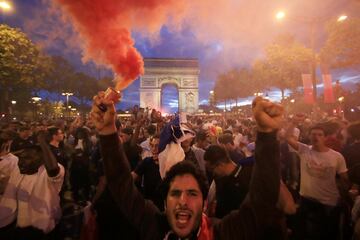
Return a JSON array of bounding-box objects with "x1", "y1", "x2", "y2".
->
[{"x1": 158, "y1": 114, "x2": 195, "y2": 178}]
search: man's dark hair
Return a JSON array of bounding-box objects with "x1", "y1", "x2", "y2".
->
[
  {"x1": 48, "y1": 127, "x2": 60, "y2": 138},
  {"x1": 309, "y1": 124, "x2": 326, "y2": 135},
  {"x1": 204, "y1": 144, "x2": 231, "y2": 165},
  {"x1": 150, "y1": 133, "x2": 160, "y2": 141},
  {"x1": 218, "y1": 133, "x2": 234, "y2": 145},
  {"x1": 0, "y1": 130, "x2": 16, "y2": 141},
  {"x1": 121, "y1": 126, "x2": 134, "y2": 135},
  {"x1": 322, "y1": 121, "x2": 340, "y2": 136},
  {"x1": 160, "y1": 161, "x2": 209, "y2": 201},
  {"x1": 147, "y1": 124, "x2": 157, "y2": 136},
  {"x1": 0, "y1": 137, "x2": 7, "y2": 149},
  {"x1": 115, "y1": 119, "x2": 122, "y2": 130},
  {"x1": 223, "y1": 130, "x2": 233, "y2": 135},
  {"x1": 14, "y1": 143, "x2": 43, "y2": 155},
  {"x1": 19, "y1": 126, "x2": 31, "y2": 132},
  {"x1": 347, "y1": 121, "x2": 360, "y2": 140},
  {"x1": 195, "y1": 130, "x2": 208, "y2": 142}
]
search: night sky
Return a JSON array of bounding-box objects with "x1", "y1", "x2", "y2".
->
[{"x1": 1, "y1": 0, "x2": 360, "y2": 113}]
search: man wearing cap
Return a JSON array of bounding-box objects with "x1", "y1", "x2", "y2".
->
[{"x1": 10, "y1": 126, "x2": 33, "y2": 152}]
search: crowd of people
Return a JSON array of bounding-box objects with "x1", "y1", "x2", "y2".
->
[{"x1": 0, "y1": 94, "x2": 359, "y2": 240}]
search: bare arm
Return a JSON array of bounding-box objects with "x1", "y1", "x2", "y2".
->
[
  {"x1": 131, "y1": 118, "x2": 145, "y2": 147},
  {"x1": 339, "y1": 172, "x2": 351, "y2": 193},
  {"x1": 277, "y1": 180, "x2": 297, "y2": 215},
  {"x1": 92, "y1": 176, "x2": 107, "y2": 205},
  {"x1": 38, "y1": 133, "x2": 60, "y2": 177},
  {"x1": 131, "y1": 171, "x2": 139, "y2": 181},
  {"x1": 285, "y1": 122, "x2": 299, "y2": 151}
]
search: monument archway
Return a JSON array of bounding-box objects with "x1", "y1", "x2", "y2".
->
[
  {"x1": 140, "y1": 58, "x2": 199, "y2": 113},
  {"x1": 160, "y1": 83, "x2": 179, "y2": 113}
]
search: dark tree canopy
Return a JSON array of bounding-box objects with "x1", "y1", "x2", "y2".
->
[{"x1": 320, "y1": 18, "x2": 360, "y2": 69}]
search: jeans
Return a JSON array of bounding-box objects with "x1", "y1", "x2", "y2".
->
[{"x1": 292, "y1": 197, "x2": 341, "y2": 240}]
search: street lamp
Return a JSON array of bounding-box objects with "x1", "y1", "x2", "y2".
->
[
  {"x1": 337, "y1": 15, "x2": 348, "y2": 22},
  {"x1": 209, "y1": 90, "x2": 215, "y2": 108},
  {"x1": 62, "y1": 92, "x2": 73, "y2": 107},
  {"x1": 337, "y1": 96, "x2": 345, "y2": 118},
  {"x1": 0, "y1": 1, "x2": 11, "y2": 11},
  {"x1": 276, "y1": 11, "x2": 285, "y2": 20},
  {"x1": 31, "y1": 96, "x2": 41, "y2": 120},
  {"x1": 31, "y1": 96, "x2": 41, "y2": 102},
  {"x1": 9, "y1": 100, "x2": 16, "y2": 117},
  {"x1": 62, "y1": 92, "x2": 73, "y2": 117}
]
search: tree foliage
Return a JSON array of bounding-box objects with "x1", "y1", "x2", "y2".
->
[
  {"x1": 45, "y1": 56, "x2": 77, "y2": 100},
  {"x1": 0, "y1": 24, "x2": 51, "y2": 113},
  {"x1": 213, "y1": 67, "x2": 257, "y2": 107},
  {"x1": 320, "y1": 18, "x2": 360, "y2": 69},
  {"x1": 253, "y1": 34, "x2": 315, "y2": 99},
  {"x1": 0, "y1": 24, "x2": 117, "y2": 117},
  {"x1": 46, "y1": 56, "x2": 109, "y2": 106}
]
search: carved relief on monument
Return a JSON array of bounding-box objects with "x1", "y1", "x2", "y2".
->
[
  {"x1": 182, "y1": 78, "x2": 197, "y2": 88},
  {"x1": 158, "y1": 76, "x2": 180, "y2": 87},
  {"x1": 141, "y1": 77, "x2": 157, "y2": 87},
  {"x1": 185, "y1": 91, "x2": 195, "y2": 108},
  {"x1": 140, "y1": 91, "x2": 158, "y2": 109}
]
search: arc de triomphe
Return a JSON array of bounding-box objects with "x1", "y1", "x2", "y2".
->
[{"x1": 140, "y1": 58, "x2": 199, "y2": 113}]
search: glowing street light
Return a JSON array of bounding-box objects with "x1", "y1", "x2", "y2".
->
[
  {"x1": 338, "y1": 96, "x2": 345, "y2": 102},
  {"x1": 337, "y1": 15, "x2": 348, "y2": 22},
  {"x1": 31, "y1": 96, "x2": 41, "y2": 119},
  {"x1": 62, "y1": 92, "x2": 73, "y2": 108},
  {"x1": 31, "y1": 96, "x2": 42, "y2": 102},
  {"x1": 276, "y1": 11, "x2": 286, "y2": 20},
  {"x1": 290, "y1": 99, "x2": 295, "y2": 103},
  {"x1": 209, "y1": 90, "x2": 215, "y2": 107},
  {"x1": 0, "y1": 1, "x2": 12, "y2": 11}
]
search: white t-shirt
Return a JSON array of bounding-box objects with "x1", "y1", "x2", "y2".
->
[
  {"x1": 0, "y1": 157, "x2": 64, "y2": 233},
  {"x1": 140, "y1": 138, "x2": 152, "y2": 159},
  {"x1": 0, "y1": 153, "x2": 18, "y2": 198},
  {"x1": 297, "y1": 143, "x2": 347, "y2": 206},
  {"x1": 233, "y1": 133, "x2": 244, "y2": 148}
]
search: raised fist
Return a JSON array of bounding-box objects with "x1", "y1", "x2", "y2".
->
[{"x1": 252, "y1": 97, "x2": 284, "y2": 133}]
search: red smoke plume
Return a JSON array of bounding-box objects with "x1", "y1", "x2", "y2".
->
[{"x1": 55, "y1": 0, "x2": 183, "y2": 90}]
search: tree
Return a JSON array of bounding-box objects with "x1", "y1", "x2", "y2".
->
[
  {"x1": 71, "y1": 72, "x2": 99, "y2": 106},
  {"x1": 0, "y1": 24, "x2": 50, "y2": 115},
  {"x1": 231, "y1": 68, "x2": 259, "y2": 105},
  {"x1": 320, "y1": 18, "x2": 360, "y2": 69},
  {"x1": 213, "y1": 73, "x2": 229, "y2": 107},
  {"x1": 45, "y1": 56, "x2": 77, "y2": 100},
  {"x1": 251, "y1": 61, "x2": 272, "y2": 94},
  {"x1": 253, "y1": 34, "x2": 315, "y2": 99},
  {"x1": 98, "y1": 76, "x2": 114, "y2": 90}
]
